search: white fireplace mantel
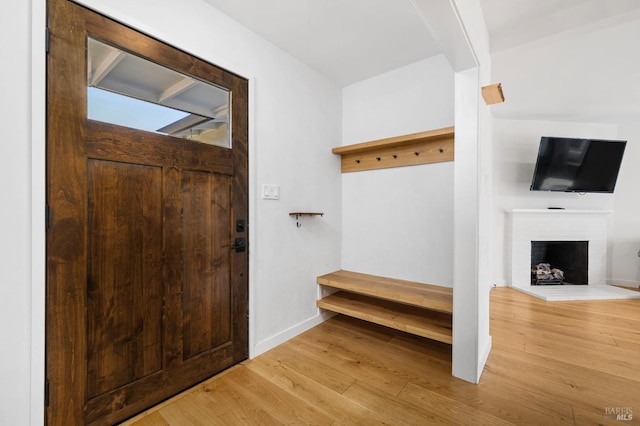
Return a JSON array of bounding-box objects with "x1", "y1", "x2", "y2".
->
[
  {"x1": 507, "y1": 209, "x2": 612, "y2": 290},
  {"x1": 508, "y1": 209, "x2": 613, "y2": 215}
]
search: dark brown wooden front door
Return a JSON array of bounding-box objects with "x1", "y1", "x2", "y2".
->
[{"x1": 46, "y1": 1, "x2": 249, "y2": 424}]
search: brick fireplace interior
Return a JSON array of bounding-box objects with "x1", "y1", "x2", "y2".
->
[{"x1": 531, "y1": 241, "x2": 589, "y2": 285}]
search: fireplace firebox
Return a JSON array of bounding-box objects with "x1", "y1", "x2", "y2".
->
[{"x1": 531, "y1": 241, "x2": 589, "y2": 285}]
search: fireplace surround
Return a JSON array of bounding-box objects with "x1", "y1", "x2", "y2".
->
[
  {"x1": 507, "y1": 209, "x2": 610, "y2": 295},
  {"x1": 507, "y1": 209, "x2": 640, "y2": 301}
]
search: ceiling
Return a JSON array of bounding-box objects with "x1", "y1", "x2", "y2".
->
[
  {"x1": 203, "y1": 0, "x2": 640, "y2": 122},
  {"x1": 203, "y1": 0, "x2": 441, "y2": 86}
]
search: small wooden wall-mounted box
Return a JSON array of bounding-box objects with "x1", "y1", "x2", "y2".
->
[
  {"x1": 332, "y1": 126, "x2": 454, "y2": 173},
  {"x1": 481, "y1": 83, "x2": 504, "y2": 105}
]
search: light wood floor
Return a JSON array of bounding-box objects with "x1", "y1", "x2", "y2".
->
[{"x1": 122, "y1": 288, "x2": 640, "y2": 425}]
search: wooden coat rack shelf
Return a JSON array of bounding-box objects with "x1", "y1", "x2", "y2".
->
[{"x1": 332, "y1": 126, "x2": 454, "y2": 173}]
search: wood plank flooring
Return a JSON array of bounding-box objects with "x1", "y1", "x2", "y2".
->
[{"x1": 122, "y1": 288, "x2": 640, "y2": 425}]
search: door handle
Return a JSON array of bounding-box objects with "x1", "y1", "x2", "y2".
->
[{"x1": 231, "y1": 237, "x2": 246, "y2": 252}]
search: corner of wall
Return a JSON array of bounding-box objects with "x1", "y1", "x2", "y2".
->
[{"x1": 252, "y1": 311, "x2": 336, "y2": 357}]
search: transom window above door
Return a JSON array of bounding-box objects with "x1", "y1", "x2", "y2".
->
[{"x1": 87, "y1": 37, "x2": 231, "y2": 148}]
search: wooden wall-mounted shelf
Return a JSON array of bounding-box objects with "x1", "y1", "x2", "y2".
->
[
  {"x1": 289, "y1": 212, "x2": 324, "y2": 227},
  {"x1": 289, "y1": 212, "x2": 324, "y2": 218},
  {"x1": 332, "y1": 126, "x2": 454, "y2": 173}
]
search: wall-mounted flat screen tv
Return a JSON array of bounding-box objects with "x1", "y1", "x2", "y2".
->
[{"x1": 530, "y1": 136, "x2": 626, "y2": 193}]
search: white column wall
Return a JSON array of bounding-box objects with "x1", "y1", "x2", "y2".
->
[
  {"x1": 452, "y1": 68, "x2": 481, "y2": 382},
  {"x1": 449, "y1": 0, "x2": 493, "y2": 384}
]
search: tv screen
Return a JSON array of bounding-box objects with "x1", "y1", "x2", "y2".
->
[{"x1": 530, "y1": 137, "x2": 626, "y2": 193}]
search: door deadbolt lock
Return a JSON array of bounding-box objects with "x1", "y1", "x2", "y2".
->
[{"x1": 232, "y1": 237, "x2": 246, "y2": 252}]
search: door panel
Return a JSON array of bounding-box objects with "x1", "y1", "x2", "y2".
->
[
  {"x1": 46, "y1": 1, "x2": 249, "y2": 424},
  {"x1": 86, "y1": 160, "x2": 164, "y2": 399},
  {"x1": 182, "y1": 171, "x2": 233, "y2": 359}
]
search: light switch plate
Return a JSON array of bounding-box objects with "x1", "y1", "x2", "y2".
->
[{"x1": 262, "y1": 184, "x2": 280, "y2": 200}]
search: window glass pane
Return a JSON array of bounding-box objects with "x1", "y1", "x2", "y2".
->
[
  {"x1": 87, "y1": 37, "x2": 230, "y2": 148},
  {"x1": 88, "y1": 87, "x2": 189, "y2": 133}
]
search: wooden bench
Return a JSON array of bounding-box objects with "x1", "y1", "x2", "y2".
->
[{"x1": 317, "y1": 270, "x2": 453, "y2": 344}]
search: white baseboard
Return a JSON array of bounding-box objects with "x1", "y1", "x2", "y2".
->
[
  {"x1": 252, "y1": 311, "x2": 336, "y2": 358},
  {"x1": 607, "y1": 278, "x2": 640, "y2": 288},
  {"x1": 477, "y1": 336, "x2": 493, "y2": 383}
]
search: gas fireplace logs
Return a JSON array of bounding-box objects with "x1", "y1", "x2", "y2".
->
[{"x1": 531, "y1": 263, "x2": 564, "y2": 285}]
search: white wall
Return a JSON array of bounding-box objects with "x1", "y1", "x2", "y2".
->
[
  {"x1": 491, "y1": 119, "x2": 618, "y2": 286},
  {"x1": 0, "y1": 1, "x2": 36, "y2": 424},
  {"x1": 341, "y1": 56, "x2": 454, "y2": 285},
  {"x1": 611, "y1": 122, "x2": 640, "y2": 287},
  {"x1": 6, "y1": 0, "x2": 343, "y2": 422},
  {"x1": 488, "y1": 16, "x2": 640, "y2": 123}
]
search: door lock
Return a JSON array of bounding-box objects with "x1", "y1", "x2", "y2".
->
[{"x1": 231, "y1": 237, "x2": 246, "y2": 252}]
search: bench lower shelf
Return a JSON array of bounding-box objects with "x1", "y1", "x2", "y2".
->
[{"x1": 317, "y1": 291, "x2": 452, "y2": 344}]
